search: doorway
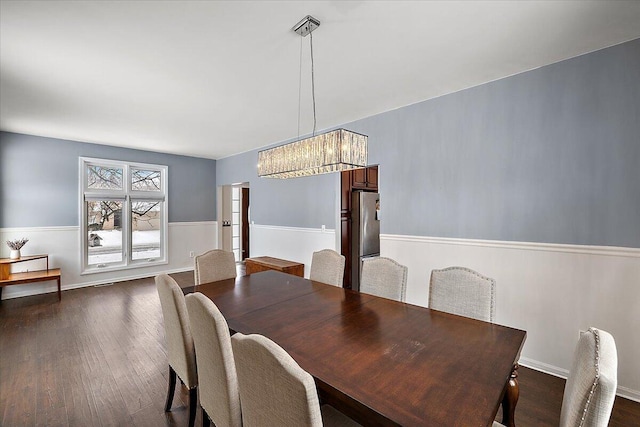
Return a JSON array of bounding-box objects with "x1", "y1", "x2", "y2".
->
[
  {"x1": 241, "y1": 187, "x2": 250, "y2": 260},
  {"x1": 340, "y1": 165, "x2": 378, "y2": 289},
  {"x1": 217, "y1": 183, "x2": 250, "y2": 262}
]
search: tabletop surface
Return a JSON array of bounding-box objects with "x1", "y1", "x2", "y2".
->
[
  {"x1": 0, "y1": 254, "x2": 48, "y2": 264},
  {"x1": 190, "y1": 270, "x2": 526, "y2": 427},
  {"x1": 244, "y1": 256, "x2": 304, "y2": 268}
]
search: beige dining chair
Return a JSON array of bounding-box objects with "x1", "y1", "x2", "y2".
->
[
  {"x1": 194, "y1": 249, "x2": 237, "y2": 285},
  {"x1": 360, "y1": 257, "x2": 408, "y2": 301},
  {"x1": 155, "y1": 274, "x2": 198, "y2": 427},
  {"x1": 494, "y1": 328, "x2": 617, "y2": 427},
  {"x1": 231, "y1": 332, "x2": 360, "y2": 427},
  {"x1": 309, "y1": 249, "x2": 346, "y2": 287},
  {"x1": 185, "y1": 292, "x2": 242, "y2": 427},
  {"x1": 429, "y1": 266, "x2": 495, "y2": 322}
]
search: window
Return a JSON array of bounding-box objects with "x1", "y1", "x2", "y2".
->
[{"x1": 80, "y1": 157, "x2": 168, "y2": 273}]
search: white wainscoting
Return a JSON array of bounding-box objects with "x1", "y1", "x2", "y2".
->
[
  {"x1": 381, "y1": 234, "x2": 640, "y2": 401},
  {"x1": 0, "y1": 221, "x2": 217, "y2": 299},
  {"x1": 249, "y1": 224, "x2": 337, "y2": 278},
  {"x1": 3, "y1": 222, "x2": 637, "y2": 401}
]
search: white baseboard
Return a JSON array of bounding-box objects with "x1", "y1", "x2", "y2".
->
[
  {"x1": 519, "y1": 356, "x2": 569, "y2": 379},
  {"x1": 520, "y1": 357, "x2": 640, "y2": 403},
  {"x1": 616, "y1": 386, "x2": 640, "y2": 403}
]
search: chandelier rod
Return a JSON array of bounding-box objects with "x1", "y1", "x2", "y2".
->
[
  {"x1": 310, "y1": 25, "x2": 317, "y2": 137},
  {"x1": 297, "y1": 34, "x2": 303, "y2": 139}
]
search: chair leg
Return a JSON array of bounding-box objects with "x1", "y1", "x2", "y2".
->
[
  {"x1": 202, "y1": 408, "x2": 211, "y2": 427},
  {"x1": 164, "y1": 366, "x2": 177, "y2": 412},
  {"x1": 188, "y1": 387, "x2": 197, "y2": 427}
]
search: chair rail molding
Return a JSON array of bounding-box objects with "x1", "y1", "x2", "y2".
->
[{"x1": 381, "y1": 234, "x2": 640, "y2": 258}]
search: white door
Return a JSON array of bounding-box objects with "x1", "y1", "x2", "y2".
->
[{"x1": 218, "y1": 185, "x2": 233, "y2": 254}]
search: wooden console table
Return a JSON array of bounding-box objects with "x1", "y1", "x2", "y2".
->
[
  {"x1": 245, "y1": 256, "x2": 304, "y2": 277},
  {"x1": 0, "y1": 254, "x2": 61, "y2": 301}
]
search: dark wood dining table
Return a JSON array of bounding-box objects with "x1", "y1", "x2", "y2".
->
[{"x1": 186, "y1": 270, "x2": 527, "y2": 427}]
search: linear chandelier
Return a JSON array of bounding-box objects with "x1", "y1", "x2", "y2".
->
[{"x1": 257, "y1": 15, "x2": 368, "y2": 179}]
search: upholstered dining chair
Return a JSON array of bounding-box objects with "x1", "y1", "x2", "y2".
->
[
  {"x1": 155, "y1": 274, "x2": 198, "y2": 427},
  {"x1": 360, "y1": 257, "x2": 408, "y2": 301},
  {"x1": 494, "y1": 328, "x2": 617, "y2": 427},
  {"x1": 194, "y1": 249, "x2": 237, "y2": 285},
  {"x1": 185, "y1": 292, "x2": 242, "y2": 427},
  {"x1": 231, "y1": 332, "x2": 360, "y2": 427},
  {"x1": 428, "y1": 266, "x2": 495, "y2": 322},
  {"x1": 309, "y1": 249, "x2": 346, "y2": 287}
]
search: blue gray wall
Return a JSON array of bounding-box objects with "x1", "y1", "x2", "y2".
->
[
  {"x1": 0, "y1": 132, "x2": 217, "y2": 227},
  {"x1": 216, "y1": 145, "x2": 336, "y2": 229},
  {"x1": 217, "y1": 38, "x2": 640, "y2": 248}
]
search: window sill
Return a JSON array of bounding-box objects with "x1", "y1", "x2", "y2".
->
[{"x1": 81, "y1": 259, "x2": 168, "y2": 275}]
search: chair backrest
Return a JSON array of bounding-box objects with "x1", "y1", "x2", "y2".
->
[
  {"x1": 231, "y1": 333, "x2": 323, "y2": 427},
  {"x1": 559, "y1": 328, "x2": 617, "y2": 427},
  {"x1": 155, "y1": 274, "x2": 197, "y2": 389},
  {"x1": 360, "y1": 257, "x2": 408, "y2": 301},
  {"x1": 428, "y1": 266, "x2": 495, "y2": 322},
  {"x1": 309, "y1": 249, "x2": 345, "y2": 287},
  {"x1": 185, "y1": 293, "x2": 241, "y2": 427},
  {"x1": 194, "y1": 249, "x2": 237, "y2": 285}
]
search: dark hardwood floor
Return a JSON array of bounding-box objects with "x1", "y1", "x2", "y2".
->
[{"x1": 1, "y1": 270, "x2": 638, "y2": 427}]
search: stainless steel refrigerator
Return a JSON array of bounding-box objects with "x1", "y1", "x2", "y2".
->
[{"x1": 351, "y1": 191, "x2": 380, "y2": 291}]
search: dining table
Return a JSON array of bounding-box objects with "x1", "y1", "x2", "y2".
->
[{"x1": 186, "y1": 270, "x2": 527, "y2": 427}]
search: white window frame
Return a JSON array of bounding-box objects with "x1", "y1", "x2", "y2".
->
[{"x1": 79, "y1": 157, "x2": 169, "y2": 274}]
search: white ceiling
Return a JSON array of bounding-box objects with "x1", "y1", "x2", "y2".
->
[{"x1": 1, "y1": 1, "x2": 640, "y2": 160}]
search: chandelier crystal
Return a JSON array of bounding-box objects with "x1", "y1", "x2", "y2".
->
[{"x1": 257, "y1": 129, "x2": 367, "y2": 179}]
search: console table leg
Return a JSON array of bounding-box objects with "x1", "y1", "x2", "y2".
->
[
  {"x1": 57, "y1": 277, "x2": 61, "y2": 301},
  {"x1": 501, "y1": 363, "x2": 519, "y2": 427}
]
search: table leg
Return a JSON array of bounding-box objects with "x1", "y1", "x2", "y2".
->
[
  {"x1": 501, "y1": 363, "x2": 519, "y2": 427},
  {"x1": 57, "y1": 277, "x2": 61, "y2": 301}
]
